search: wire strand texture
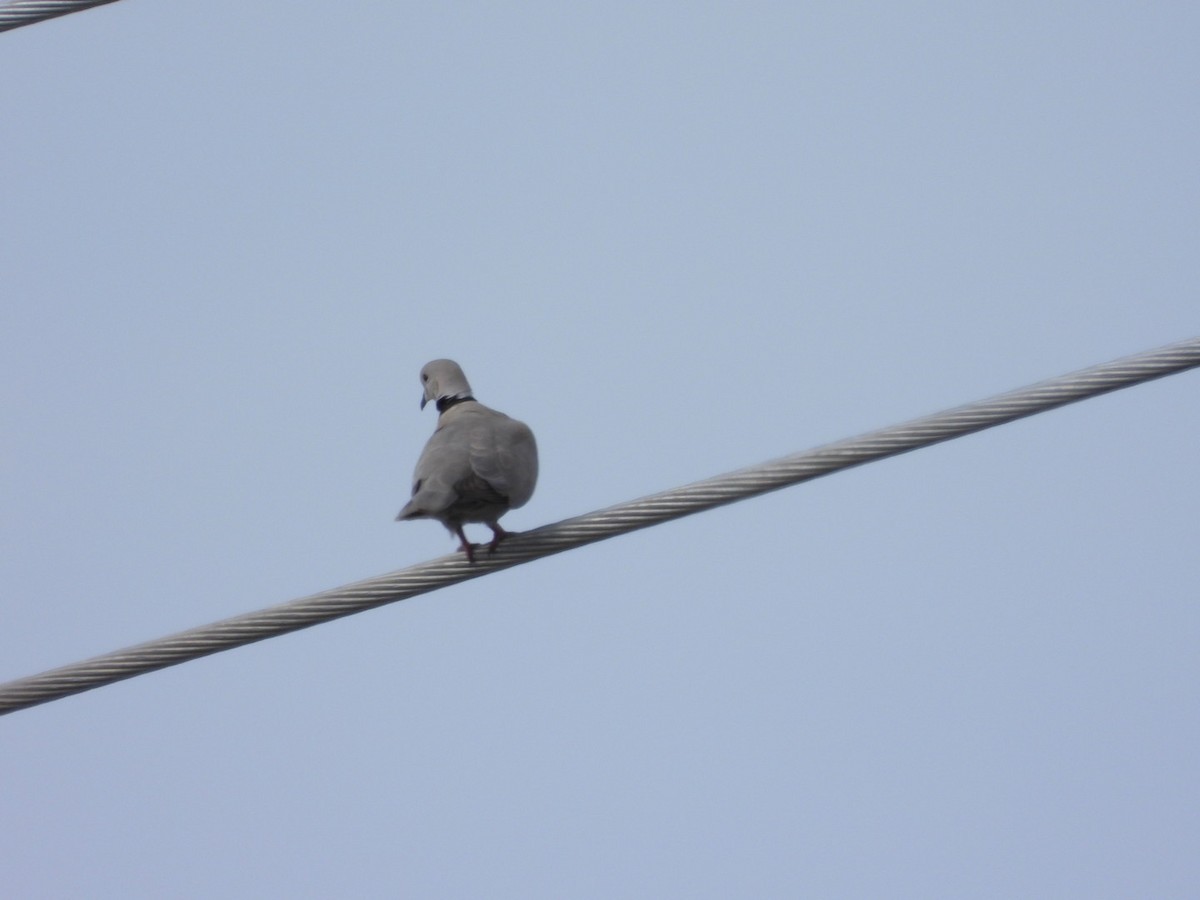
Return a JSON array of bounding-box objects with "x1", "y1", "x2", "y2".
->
[
  {"x1": 0, "y1": 0, "x2": 120, "y2": 32},
  {"x1": 2, "y1": 336, "x2": 1198, "y2": 716}
]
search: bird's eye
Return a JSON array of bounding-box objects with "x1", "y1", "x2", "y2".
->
[{"x1": 422, "y1": 374, "x2": 429, "y2": 382}]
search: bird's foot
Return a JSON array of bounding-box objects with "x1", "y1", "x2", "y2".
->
[
  {"x1": 487, "y1": 524, "x2": 512, "y2": 555},
  {"x1": 453, "y1": 525, "x2": 477, "y2": 563}
]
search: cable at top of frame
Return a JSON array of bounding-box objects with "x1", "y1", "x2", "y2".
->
[{"x1": 0, "y1": 0, "x2": 121, "y2": 34}]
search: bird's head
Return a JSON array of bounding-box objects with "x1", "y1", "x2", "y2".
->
[{"x1": 418, "y1": 359, "x2": 474, "y2": 410}]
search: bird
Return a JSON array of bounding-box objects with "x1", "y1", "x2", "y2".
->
[{"x1": 396, "y1": 359, "x2": 538, "y2": 562}]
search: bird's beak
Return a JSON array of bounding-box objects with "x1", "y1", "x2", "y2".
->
[{"x1": 420, "y1": 394, "x2": 428, "y2": 410}]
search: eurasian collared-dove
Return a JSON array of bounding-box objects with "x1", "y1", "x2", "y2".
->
[{"x1": 396, "y1": 359, "x2": 538, "y2": 562}]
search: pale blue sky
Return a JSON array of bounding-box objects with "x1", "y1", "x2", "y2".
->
[{"x1": 3, "y1": 3, "x2": 1198, "y2": 897}]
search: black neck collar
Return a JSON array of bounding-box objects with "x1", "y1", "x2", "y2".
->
[{"x1": 437, "y1": 395, "x2": 474, "y2": 413}]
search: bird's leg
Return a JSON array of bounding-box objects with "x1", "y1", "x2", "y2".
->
[
  {"x1": 486, "y1": 523, "x2": 511, "y2": 555},
  {"x1": 453, "y1": 524, "x2": 476, "y2": 563}
]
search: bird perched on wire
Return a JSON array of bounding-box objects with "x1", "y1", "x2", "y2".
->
[{"x1": 396, "y1": 359, "x2": 538, "y2": 562}]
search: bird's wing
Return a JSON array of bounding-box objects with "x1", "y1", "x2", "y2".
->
[
  {"x1": 396, "y1": 419, "x2": 474, "y2": 519},
  {"x1": 467, "y1": 407, "x2": 539, "y2": 510}
]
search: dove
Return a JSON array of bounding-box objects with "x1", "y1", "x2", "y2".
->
[{"x1": 396, "y1": 359, "x2": 538, "y2": 562}]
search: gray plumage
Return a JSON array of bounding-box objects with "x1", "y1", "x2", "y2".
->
[{"x1": 396, "y1": 359, "x2": 538, "y2": 562}]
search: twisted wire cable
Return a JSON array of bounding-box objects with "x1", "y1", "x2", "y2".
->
[
  {"x1": 0, "y1": 0, "x2": 120, "y2": 33},
  {"x1": 2, "y1": 336, "x2": 1198, "y2": 716}
]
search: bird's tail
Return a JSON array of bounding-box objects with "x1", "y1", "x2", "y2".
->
[{"x1": 396, "y1": 501, "x2": 425, "y2": 521}]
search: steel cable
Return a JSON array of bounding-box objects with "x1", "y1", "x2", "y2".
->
[
  {"x1": 0, "y1": 0, "x2": 120, "y2": 33},
  {"x1": 2, "y1": 336, "x2": 1198, "y2": 716}
]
